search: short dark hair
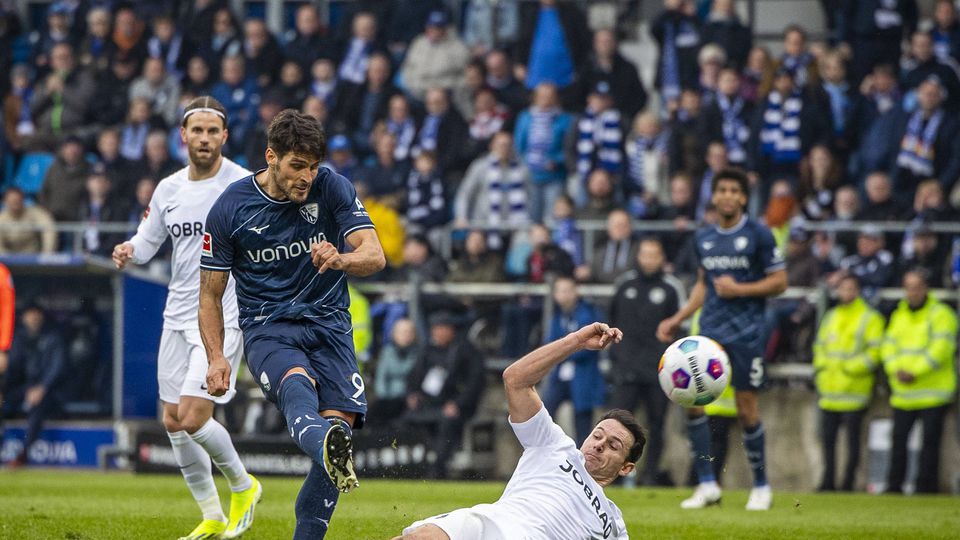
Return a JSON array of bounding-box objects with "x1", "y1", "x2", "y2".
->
[
  {"x1": 181, "y1": 96, "x2": 228, "y2": 129},
  {"x1": 600, "y1": 409, "x2": 646, "y2": 464},
  {"x1": 904, "y1": 267, "x2": 931, "y2": 286},
  {"x1": 784, "y1": 24, "x2": 807, "y2": 40},
  {"x1": 711, "y1": 167, "x2": 750, "y2": 198},
  {"x1": 838, "y1": 273, "x2": 861, "y2": 289},
  {"x1": 267, "y1": 109, "x2": 327, "y2": 162},
  {"x1": 638, "y1": 235, "x2": 664, "y2": 251}
]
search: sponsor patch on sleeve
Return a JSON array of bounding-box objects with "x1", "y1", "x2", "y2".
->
[{"x1": 202, "y1": 232, "x2": 213, "y2": 258}]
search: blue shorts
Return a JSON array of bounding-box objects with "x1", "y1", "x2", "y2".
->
[
  {"x1": 244, "y1": 317, "x2": 367, "y2": 427},
  {"x1": 720, "y1": 340, "x2": 766, "y2": 391}
]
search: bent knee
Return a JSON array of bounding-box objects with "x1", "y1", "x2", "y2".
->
[
  {"x1": 161, "y1": 406, "x2": 182, "y2": 432},
  {"x1": 161, "y1": 414, "x2": 182, "y2": 433}
]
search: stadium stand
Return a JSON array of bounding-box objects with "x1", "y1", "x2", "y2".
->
[{"x1": 0, "y1": 0, "x2": 958, "y2": 495}]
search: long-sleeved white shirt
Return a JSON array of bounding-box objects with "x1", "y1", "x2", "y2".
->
[{"x1": 128, "y1": 158, "x2": 251, "y2": 329}]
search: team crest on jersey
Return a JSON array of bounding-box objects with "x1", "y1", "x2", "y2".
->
[
  {"x1": 649, "y1": 287, "x2": 666, "y2": 304},
  {"x1": 202, "y1": 232, "x2": 213, "y2": 257},
  {"x1": 300, "y1": 203, "x2": 319, "y2": 224},
  {"x1": 734, "y1": 236, "x2": 749, "y2": 251}
]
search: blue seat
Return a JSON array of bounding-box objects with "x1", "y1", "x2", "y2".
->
[{"x1": 11, "y1": 152, "x2": 55, "y2": 197}]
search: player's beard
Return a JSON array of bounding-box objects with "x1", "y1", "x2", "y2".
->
[
  {"x1": 189, "y1": 145, "x2": 220, "y2": 173},
  {"x1": 272, "y1": 165, "x2": 310, "y2": 203}
]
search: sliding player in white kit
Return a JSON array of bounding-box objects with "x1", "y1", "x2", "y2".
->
[
  {"x1": 396, "y1": 322, "x2": 643, "y2": 540},
  {"x1": 112, "y1": 97, "x2": 262, "y2": 540}
]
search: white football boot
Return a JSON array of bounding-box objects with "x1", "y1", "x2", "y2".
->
[
  {"x1": 680, "y1": 482, "x2": 722, "y2": 509},
  {"x1": 745, "y1": 485, "x2": 773, "y2": 511}
]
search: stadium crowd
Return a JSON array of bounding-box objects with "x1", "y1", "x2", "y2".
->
[{"x1": 0, "y1": 0, "x2": 958, "y2": 492}]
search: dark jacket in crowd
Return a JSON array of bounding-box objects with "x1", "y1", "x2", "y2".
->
[
  {"x1": 891, "y1": 109, "x2": 960, "y2": 193},
  {"x1": 650, "y1": 9, "x2": 702, "y2": 96},
  {"x1": 245, "y1": 33, "x2": 286, "y2": 88},
  {"x1": 901, "y1": 58, "x2": 960, "y2": 112},
  {"x1": 609, "y1": 269, "x2": 683, "y2": 383},
  {"x1": 356, "y1": 159, "x2": 409, "y2": 198},
  {"x1": 6, "y1": 322, "x2": 67, "y2": 395},
  {"x1": 701, "y1": 14, "x2": 752, "y2": 71},
  {"x1": 30, "y1": 67, "x2": 97, "y2": 140},
  {"x1": 575, "y1": 52, "x2": 647, "y2": 121},
  {"x1": 407, "y1": 334, "x2": 485, "y2": 418},
  {"x1": 336, "y1": 81, "x2": 401, "y2": 138},
  {"x1": 76, "y1": 195, "x2": 130, "y2": 256},
  {"x1": 38, "y1": 158, "x2": 91, "y2": 222},
  {"x1": 841, "y1": 0, "x2": 918, "y2": 42}
]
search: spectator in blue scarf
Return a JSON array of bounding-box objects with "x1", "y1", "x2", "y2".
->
[
  {"x1": 770, "y1": 25, "x2": 819, "y2": 89},
  {"x1": 892, "y1": 78, "x2": 960, "y2": 200},
  {"x1": 652, "y1": 0, "x2": 702, "y2": 109},
  {"x1": 514, "y1": 83, "x2": 573, "y2": 223},
  {"x1": 750, "y1": 68, "x2": 831, "y2": 187},
  {"x1": 703, "y1": 67, "x2": 753, "y2": 169},
  {"x1": 930, "y1": 0, "x2": 960, "y2": 64}
]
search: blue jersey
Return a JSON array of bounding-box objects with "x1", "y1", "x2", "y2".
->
[
  {"x1": 695, "y1": 216, "x2": 784, "y2": 344},
  {"x1": 200, "y1": 167, "x2": 375, "y2": 331}
]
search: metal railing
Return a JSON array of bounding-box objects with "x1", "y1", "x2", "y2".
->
[{"x1": 5, "y1": 217, "x2": 960, "y2": 259}]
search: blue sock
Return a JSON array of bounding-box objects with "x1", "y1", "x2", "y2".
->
[
  {"x1": 743, "y1": 423, "x2": 768, "y2": 487},
  {"x1": 688, "y1": 416, "x2": 716, "y2": 483},
  {"x1": 278, "y1": 373, "x2": 332, "y2": 463},
  {"x1": 294, "y1": 460, "x2": 341, "y2": 539}
]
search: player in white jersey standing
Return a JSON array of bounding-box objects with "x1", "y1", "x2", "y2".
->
[
  {"x1": 112, "y1": 96, "x2": 262, "y2": 540},
  {"x1": 396, "y1": 322, "x2": 642, "y2": 540}
]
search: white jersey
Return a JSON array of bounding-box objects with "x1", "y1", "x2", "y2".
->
[
  {"x1": 484, "y1": 407, "x2": 629, "y2": 539},
  {"x1": 128, "y1": 158, "x2": 251, "y2": 330}
]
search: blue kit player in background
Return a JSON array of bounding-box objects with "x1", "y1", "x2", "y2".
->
[
  {"x1": 198, "y1": 109, "x2": 386, "y2": 538},
  {"x1": 656, "y1": 168, "x2": 787, "y2": 511}
]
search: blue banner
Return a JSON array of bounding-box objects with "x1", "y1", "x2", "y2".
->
[{"x1": 1, "y1": 425, "x2": 115, "y2": 467}]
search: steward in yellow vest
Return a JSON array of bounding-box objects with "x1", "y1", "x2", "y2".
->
[
  {"x1": 812, "y1": 275, "x2": 884, "y2": 491},
  {"x1": 882, "y1": 270, "x2": 957, "y2": 494}
]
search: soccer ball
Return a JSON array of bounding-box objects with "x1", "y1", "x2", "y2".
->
[{"x1": 657, "y1": 335, "x2": 731, "y2": 407}]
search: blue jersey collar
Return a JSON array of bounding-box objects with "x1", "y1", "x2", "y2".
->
[
  {"x1": 251, "y1": 170, "x2": 293, "y2": 205},
  {"x1": 714, "y1": 214, "x2": 747, "y2": 235}
]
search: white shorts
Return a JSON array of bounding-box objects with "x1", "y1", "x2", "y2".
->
[
  {"x1": 403, "y1": 505, "x2": 506, "y2": 540},
  {"x1": 157, "y1": 327, "x2": 244, "y2": 405}
]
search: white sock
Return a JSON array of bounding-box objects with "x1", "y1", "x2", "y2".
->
[
  {"x1": 189, "y1": 418, "x2": 253, "y2": 492},
  {"x1": 198, "y1": 495, "x2": 226, "y2": 522},
  {"x1": 167, "y1": 430, "x2": 226, "y2": 522}
]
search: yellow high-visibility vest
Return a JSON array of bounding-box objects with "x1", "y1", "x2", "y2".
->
[
  {"x1": 813, "y1": 297, "x2": 884, "y2": 412},
  {"x1": 882, "y1": 295, "x2": 958, "y2": 411}
]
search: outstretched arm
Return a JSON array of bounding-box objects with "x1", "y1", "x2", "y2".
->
[
  {"x1": 502, "y1": 322, "x2": 622, "y2": 423},
  {"x1": 199, "y1": 269, "x2": 231, "y2": 397}
]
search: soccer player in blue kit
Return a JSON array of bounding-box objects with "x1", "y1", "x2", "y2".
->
[
  {"x1": 198, "y1": 109, "x2": 385, "y2": 538},
  {"x1": 656, "y1": 168, "x2": 786, "y2": 511}
]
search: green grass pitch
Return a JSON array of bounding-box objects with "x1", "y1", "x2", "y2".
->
[{"x1": 2, "y1": 470, "x2": 958, "y2": 539}]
